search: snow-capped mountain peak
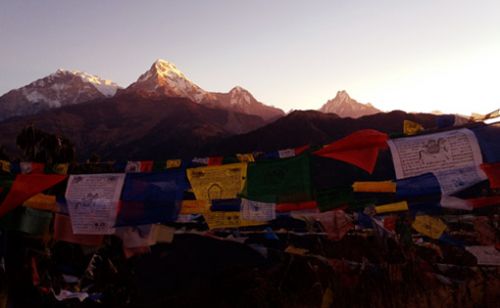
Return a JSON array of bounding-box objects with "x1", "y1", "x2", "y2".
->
[
  {"x1": 0, "y1": 69, "x2": 121, "y2": 121},
  {"x1": 128, "y1": 59, "x2": 211, "y2": 103},
  {"x1": 50, "y1": 69, "x2": 119, "y2": 97},
  {"x1": 319, "y1": 90, "x2": 381, "y2": 118},
  {"x1": 229, "y1": 86, "x2": 253, "y2": 105}
]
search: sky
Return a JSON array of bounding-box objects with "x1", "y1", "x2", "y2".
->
[{"x1": 1, "y1": 0, "x2": 499, "y2": 115}]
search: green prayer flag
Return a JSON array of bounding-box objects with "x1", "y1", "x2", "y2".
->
[
  {"x1": 18, "y1": 207, "x2": 53, "y2": 235},
  {"x1": 241, "y1": 154, "x2": 312, "y2": 203}
]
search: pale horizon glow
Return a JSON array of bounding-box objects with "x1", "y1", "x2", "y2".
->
[{"x1": 1, "y1": 0, "x2": 499, "y2": 116}]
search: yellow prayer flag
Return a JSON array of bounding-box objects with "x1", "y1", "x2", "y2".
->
[
  {"x1": 412, "y1": 215, "x2": 447, "y2": 239},
  {"x1": 166, "y1": 159, "x2": 182, "y2": 169},
  {"x1": 375, "y1": 201, "x2": 408, "y2": 214},
  {"x1": 0, "y1": 160, "x2": 11, "y2": 173},
  {"x1": 203, "y1": 210, "x2": 263, "y2": 229},
  {"x1": 203, "y1": 211, "x2": 241, "y2": 229},
  {"x1": 180, "y1": 200, "x2": 210, "y2": 214},
  {"x1": 53, "y1": 163, "x2": 69, "y2": 175},
  {"x1": 23, "y1": 193, "x2": 58, "y2": 212},
  {"x1": 403, "y1": 120, "x2": 424, "y2": 136},
  {"x1": 352, "y1": 181, "x2": 396, "y2": 193},
  {"x1": 187, "y1": 163, "x2": 247, "y2": 200},
  {"x1": 236, "y1": 153, "x2": 255, "y2": 163}
]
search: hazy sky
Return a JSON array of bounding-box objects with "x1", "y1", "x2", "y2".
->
[{"x1": 1, "y1": 0, "x2": 499, "y2": 115}]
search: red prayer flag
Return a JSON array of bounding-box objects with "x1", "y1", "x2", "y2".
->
[
  {"x1": 0, "y1": 174, "x2": 67, "y2": 217},
  {"x1": 276, "y1": 200, "x2": 318, "y2": 213},
  {"x1": 208, "y1": 156, "x2": 224, "y2": 166},
  {"x1": 313, "y1": 129, "x2": 388, "y2": 173},
  {"x1": 481, "y1": 163, "x2": 500, "y2": 189},
  {"x1": 139, "y1": 161, "x2": 154, "y2": 172}
]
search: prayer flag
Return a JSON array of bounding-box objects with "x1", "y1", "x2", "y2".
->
[
  {"x1": 352, "y1": 181, "x2": 396, "y2": 193},
  {"x1": 23, "y1": 193, "x2": 58, "y2": 212},
  {"x1": 166, "y1": 159, "x2": 182, "y2": 169},
  {"x1": 481, "y1": 163, "x2": 500, "y2": 188},
  {"x1": 187, "y1": 163, "x2": 247, "y2": 200},
  {"x1": 65, "y1": 173, "x2": 125, "y2": 234},
  {"x1": 314, "y1": 129, "x2": 388, "y2": 174},
  {"x1": 53, "y1": 213, "x2": 104, "y2": 246},
  {"x1": 0, "y1": 174, "x2": 66, "y2": 217},
  {"x1": 240, "y1": 198, "x2": 276, "y2": 221},
  {"x1": 241, "y1": 154, "x2": 312, "y2": 203},
  {"x1": 0, "y1": 160, "x2": 11, "y2": 173},
  {"x1": 403, "y1": 120, "x2": 424, "y2": 136},
  {"x1": 125, "y1": 161, "x2": 154, "y2": 173},
  {"x1": 412, "y1": 215, "x2": 447, "y2": 239},
  {"x1": 116, "y1": 170, "x2": 188, "y2": 226},
  {"x1": 375, "y1": 201, "x2": 408, "y2": 214}
]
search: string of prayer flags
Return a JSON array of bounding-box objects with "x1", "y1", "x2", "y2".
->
[
  {"x1": 187, "y1": 163, "x2": 247, "y2": 200},
  {"x1": 352, "y1": 181, "x2": 396, "y2": 193},
  {"x1": 53, "y1": 213, "x2": 104, "y2": 246},
  {"x1": 241, "y1": 154, "x2": 312, "y2": 203},
  {"x1": 375, "y1": 201, "x2": 409, "y2": 214},
  {"x1": 0, "y1": 174, "x2": 67, "y2": 217},
  {"x1": 314, "y1": 129, "x2": 388, "y2": 174},
  {"x1": 481, "y1": 163, "x2": 500, "y2": 189},
  {"x1": 65, "y1": 173, "x2": 125, "y2": 234},
  {"x1": 116, "y1": 170, "x2": 188, "y2": 226},
  {"x1": 403, "y1": 120, "x2": 424, "y2": 136},
  {"x1": 125, "y1": 161, "x2": 154, "y2": 173},
  {"x1": 412, "y1": 215, "x2": 447, "y2": 239}
]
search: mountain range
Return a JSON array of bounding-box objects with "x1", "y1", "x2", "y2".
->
[{"x1": 0, "y1": 59, "x2": 449, "y2": 161}]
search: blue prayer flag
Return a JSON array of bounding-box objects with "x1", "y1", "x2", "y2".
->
[{"x1": 116, "y1": 170, "x2": 189, "y2": 226}]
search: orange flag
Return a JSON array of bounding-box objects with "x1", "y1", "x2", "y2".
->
[
  {"x1": 313, "y1": 129, "x2": 388, "y2": 173},
  {"x1": 0, "y1": 174, "x2": 67, "y2": 217}
]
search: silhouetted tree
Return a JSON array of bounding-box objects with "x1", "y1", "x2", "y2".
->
[{"x1": 16, "y1": 124, "x2": 75, "y2": 164}]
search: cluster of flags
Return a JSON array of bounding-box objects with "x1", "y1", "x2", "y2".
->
[{"x1": 0, "y1": 120, "x2": 499, "y2": 302}]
